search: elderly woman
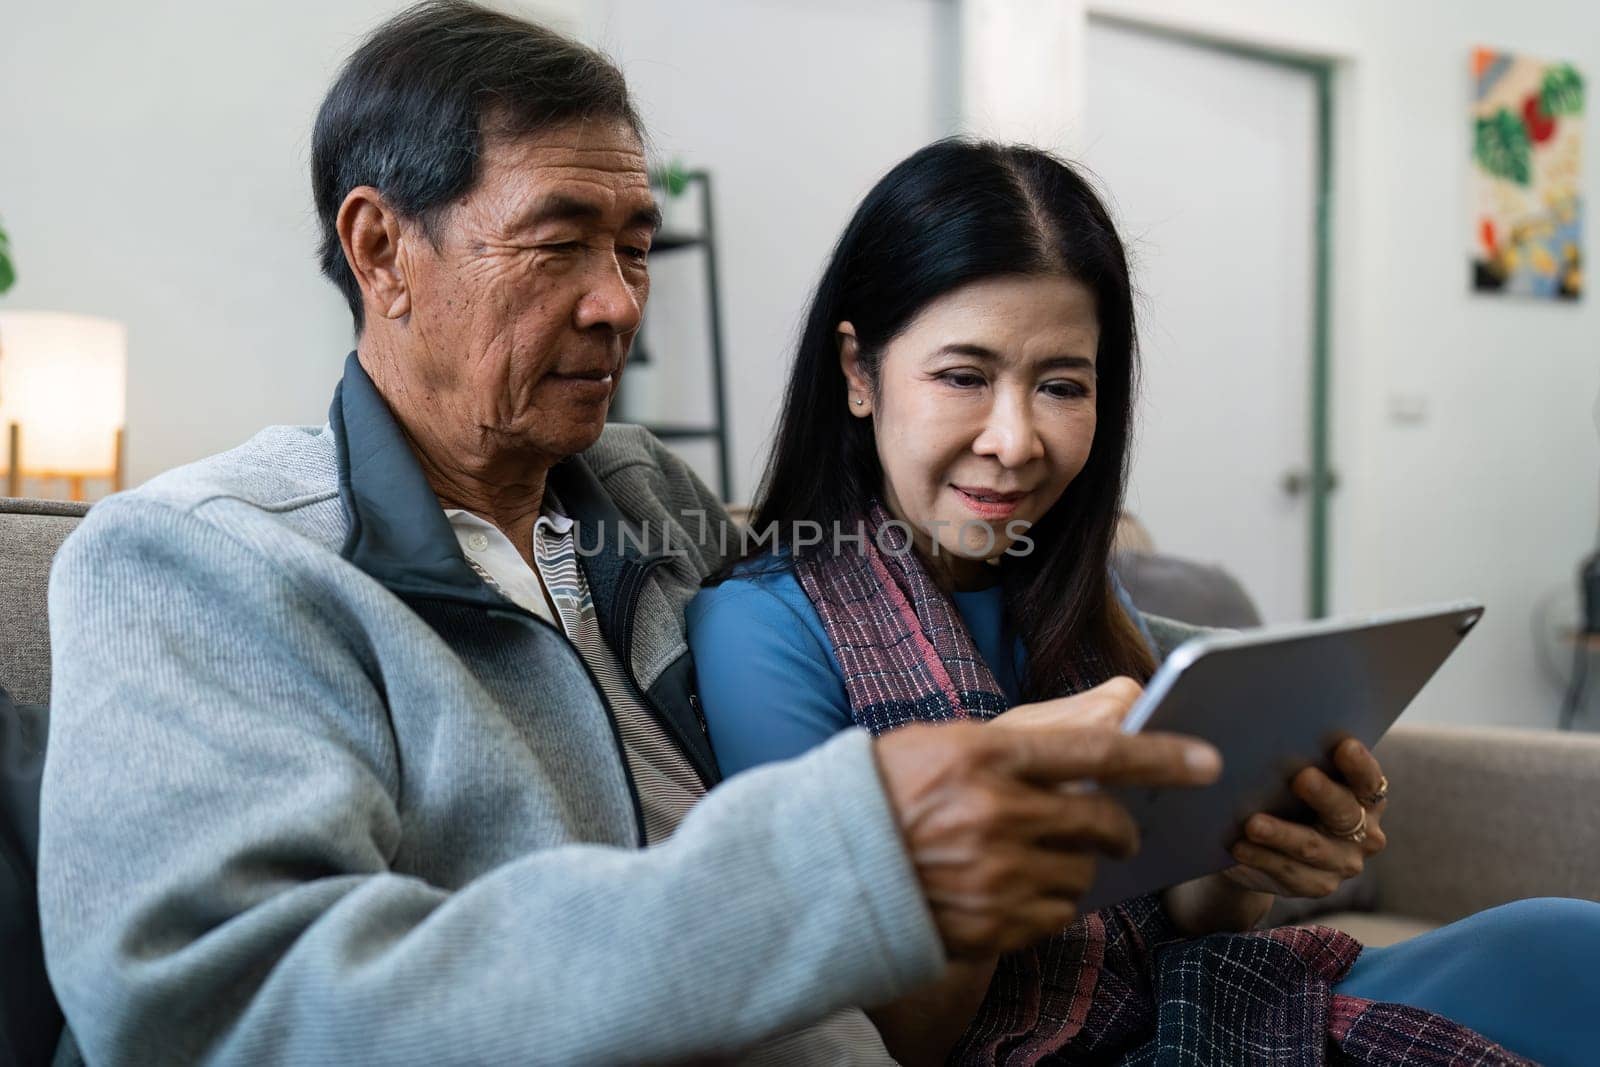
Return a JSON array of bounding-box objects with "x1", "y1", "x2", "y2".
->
[{"x1": 688, "y1": 139, "x2": 1600, "y2": 1066}]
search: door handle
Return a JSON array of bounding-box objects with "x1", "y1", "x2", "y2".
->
[{"x1": 1281, "y1": 469, "x2": 1340, "y2": 496}]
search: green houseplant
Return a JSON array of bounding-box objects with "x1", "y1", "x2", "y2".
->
[{"x1": 0, "y1": 216, "x2": 14, "y2": 294}]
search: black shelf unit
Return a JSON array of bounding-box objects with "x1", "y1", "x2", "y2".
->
[{"x1": 614, "y1": 169, "x2": 732, "y2": 500}]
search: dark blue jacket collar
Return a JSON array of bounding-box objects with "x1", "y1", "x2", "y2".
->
[
  {"x1": 328, "y1": 352, "x2": 659, "y2": 616},
  {"x1": 330, "y1": 352, "x2": 494, "y2": 603}
]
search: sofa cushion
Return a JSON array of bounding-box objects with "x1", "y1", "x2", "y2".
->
[
  {"x1": 0, "y1": 498, "x2": 87, "y2": 706},
  {"x1": 1367, "y1": 724, "x2": 1600, "y2": 923},
  {"x1": 1306, "y1": 911, "x2": 1439, "y2": 949},
  {"x1": 1114, "y1": 550, "x2": 1264, "y2": 630}
]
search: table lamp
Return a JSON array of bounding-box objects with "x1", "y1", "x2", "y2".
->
[{"x1": 0, "y1": 310, "x2": 128, "y2": 501}]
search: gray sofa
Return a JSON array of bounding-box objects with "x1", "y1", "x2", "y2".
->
[
  {"x1": 1306, "y1": 724, "x2": 1600, "y2": 944},
  {"x1": 3, "y1": 495, "x2": 1599, "y2": 982},
  {"x1": 2, "y1": 498, "x2": 84, "y2": 706}
]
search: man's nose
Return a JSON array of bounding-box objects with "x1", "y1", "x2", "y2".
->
[
  {"x1": 973, "y1": 393, "x2": 1045, "y2": 467},
  {"x1": 575, "y1": 256, "x2": 645, "y2": 334}
]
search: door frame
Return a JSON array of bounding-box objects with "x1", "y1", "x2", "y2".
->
[{"x1": 1088, "y1": 14, "x2": 1338, "y2": 617}]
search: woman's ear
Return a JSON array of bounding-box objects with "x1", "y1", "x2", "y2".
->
[{"x1": 836, "y1": 322, "x2": 873, "y2": 417}]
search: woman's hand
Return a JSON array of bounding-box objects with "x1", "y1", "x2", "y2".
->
[
  {"x1": 1162, "y1": 738, "x2": 1390, "y2": 935},
  {"x1": 991, "y1": 676, "x2": 1141, "y2": 732},
  {"x1": 1222, "y1": 737, "x2": 1389, "y2": 898}
]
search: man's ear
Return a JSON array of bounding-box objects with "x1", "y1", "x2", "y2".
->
[
  {"x1": 837, "y1": 322, "x2": 873, "y2": 417},
  {"x1": 337, "y1": 186, "x2": 412, "y2": 321}
]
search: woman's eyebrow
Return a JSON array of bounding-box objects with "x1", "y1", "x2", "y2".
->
[
  {"x1": 932, "y1": 343, "x2": 1096, "y2": 373},
  {"x1": 933, "y1": 342, "x2": 1001, "y2": 360},
  {"x1": 1038, "y1": 355, "x2": 1097, "y2": 373}
]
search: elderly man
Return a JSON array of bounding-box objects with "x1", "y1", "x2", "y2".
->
[{"x1": 38, "y1": 3, "x2": 1218, "y2": 1063}]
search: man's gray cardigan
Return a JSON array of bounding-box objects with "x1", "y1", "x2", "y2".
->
[{"x1": 39, "y1": 356, "x2": 943, "y2": 1064}]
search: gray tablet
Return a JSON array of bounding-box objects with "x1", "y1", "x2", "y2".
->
[{"x1": 1079, "y1": 600, "x2": 1484, "y2": 912}]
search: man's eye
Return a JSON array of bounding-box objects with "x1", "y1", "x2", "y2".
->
[{"x1": 621, "y1": 246, "x2": 650, "y2": 263}]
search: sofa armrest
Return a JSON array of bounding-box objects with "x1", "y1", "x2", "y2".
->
[
  {"x1": 1368, "y1": 724, "x2": 1600, "y2": 924},
  {"x1": 0, "y1": 497, "x2": 89, "y2": 705}
]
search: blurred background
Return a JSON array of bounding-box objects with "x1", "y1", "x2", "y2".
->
[{"x1": 2, "y1": 0, "x2": 1598, "y2": 730}]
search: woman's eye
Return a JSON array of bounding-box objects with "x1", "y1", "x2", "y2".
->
[
  {"x1": 940, "y1": 372, "x2": 986, "y2": 389},
  {"x1": 1043, "y1": 380, "x2": 1090, "y2": 400}
]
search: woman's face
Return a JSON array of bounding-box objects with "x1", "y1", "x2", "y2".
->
[{"x1": 839, "y1": 274, "x2": 1100, "y2": 590}]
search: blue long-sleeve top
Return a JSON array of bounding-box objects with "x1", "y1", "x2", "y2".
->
[{"x1": 685, "y1": 563, "x2": 1027, "y2": 777}]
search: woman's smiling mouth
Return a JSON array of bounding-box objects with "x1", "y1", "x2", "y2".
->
[{"x1": 951, "y1": 484, "x2": 1028, "y2": 519}]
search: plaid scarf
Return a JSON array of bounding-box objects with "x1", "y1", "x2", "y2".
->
[{"x1": 792, "y1": 506, "x2": 1530, "y2": 1066}]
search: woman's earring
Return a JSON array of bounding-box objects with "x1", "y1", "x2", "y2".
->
[{"x1": 852, "y1": 398, "x2": 865, "y2": 407}]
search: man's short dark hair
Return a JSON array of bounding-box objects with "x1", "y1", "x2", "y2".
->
[{"x1": 312, "y1": 0, "x2": 642, "y2": 330}]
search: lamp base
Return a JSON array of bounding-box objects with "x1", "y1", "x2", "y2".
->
[
  {"x1": 2, "y1": 422, "x2": 125, "y2": 501},
  {"x1": 4, "y1": 422, "x2": 17, "y2": 498}
]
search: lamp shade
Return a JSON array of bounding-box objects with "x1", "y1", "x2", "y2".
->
[{"x1": 0, "y1": 310, "x2": 127, "y2": 474}]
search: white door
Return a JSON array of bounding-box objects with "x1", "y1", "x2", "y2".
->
[{"x1": 1084, "y1": 20, "x2": 1321, "y2": 623}]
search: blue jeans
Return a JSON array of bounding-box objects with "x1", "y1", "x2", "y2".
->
[{"x1": 1336, "y1": 898, "x2": 1600, "y2": 1067}]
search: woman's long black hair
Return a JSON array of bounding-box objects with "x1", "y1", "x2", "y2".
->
[{"x1": 734, "y1": 138, "x2": 1155, "y2": 693}]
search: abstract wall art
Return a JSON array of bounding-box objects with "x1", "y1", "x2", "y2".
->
[{"x1": 1471, "y1": 48, "x2": 1584, "y2": 299}]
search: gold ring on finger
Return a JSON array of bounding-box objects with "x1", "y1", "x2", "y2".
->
[
  {"x1": 1359, "y1": 775, "x2": 1389, "y2": 809},
  {"x1": 1320, "y1": 806, "x2": 1368, "y2": 844}
]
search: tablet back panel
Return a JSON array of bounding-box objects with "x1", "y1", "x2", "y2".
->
[{"x1": 1080, "y1": 601, "x2": 1483, "y2": 911}]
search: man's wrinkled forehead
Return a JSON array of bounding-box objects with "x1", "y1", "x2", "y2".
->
[{"x1": 476, "y1": 120, "x2": 655, "y2": 226}]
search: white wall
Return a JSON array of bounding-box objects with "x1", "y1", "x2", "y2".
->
[
  {"x1": 581, "y1": 0, "x2": 956, "y2": 497},
  {"x1": 0, "y1": 0, "x2": 951, "y2": 498},
  {"x1": 966, "y1": 0, "x2": 1600, "y2": 728}
]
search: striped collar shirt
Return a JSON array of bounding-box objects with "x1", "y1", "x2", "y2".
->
[{"x1": 445, "y1": 496, "x2": 703, "y2": 844}]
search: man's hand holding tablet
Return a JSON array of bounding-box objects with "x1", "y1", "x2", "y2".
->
[{"x1": 991, "y1": 675, "x2": 1391, "y2": 934}]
